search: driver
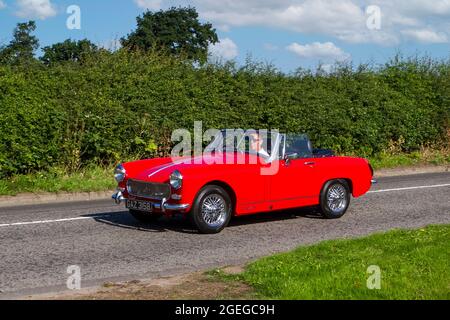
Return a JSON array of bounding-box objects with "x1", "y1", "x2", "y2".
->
[{"x1": 249, "y1": 132, "x2": 270, "y2": 158}]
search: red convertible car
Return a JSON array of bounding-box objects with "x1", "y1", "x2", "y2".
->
[{"x1": 112, "y1": 131, "x2": 375, "y2": 234}]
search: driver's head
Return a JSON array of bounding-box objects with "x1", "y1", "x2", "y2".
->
[{"x1": 249, "y1": 133, "x2": 264, "y2": 152}]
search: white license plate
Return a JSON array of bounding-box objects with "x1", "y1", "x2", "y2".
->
[{"x1": 126, "y1": 200, "x2": 153, "y2": 212}]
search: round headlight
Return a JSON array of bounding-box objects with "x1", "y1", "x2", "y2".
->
[
  {"x1": 114, "y1": 164, "x2": 126, "y2": 182},
  {"x1": 169, "y1": 170, "x2": 183, "y2": 190}
]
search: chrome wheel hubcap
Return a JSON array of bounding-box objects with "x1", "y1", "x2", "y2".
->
[
  {"x1": 327, "y1": 184, "x2": 347, "y2": 213},
  {"x1": 201, "y1": 194, "x2": 227, "y2": 227}
]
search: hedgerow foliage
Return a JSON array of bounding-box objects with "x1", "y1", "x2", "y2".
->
[{"x1": 0, "y1": 51, "x2": 448, "y2": 178}]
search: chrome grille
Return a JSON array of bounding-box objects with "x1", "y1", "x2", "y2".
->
[{"x1": 127, "y1": 180, "x2": 171, "y2": 200}]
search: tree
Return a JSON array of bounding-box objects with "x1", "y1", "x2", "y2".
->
[
  {"x1": 0, "y1": 21, "x2": 39, "y2": 65},
  {"x1": 121, "y1": 7, "x2": 218, "y2": 63},
  {"x1": 41, "y1": 39, "x2": 101, "y2": 65}
]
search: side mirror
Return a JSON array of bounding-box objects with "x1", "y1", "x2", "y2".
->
[{"x1": 284, "y1": 153, "x2": 298, "y2": 166}]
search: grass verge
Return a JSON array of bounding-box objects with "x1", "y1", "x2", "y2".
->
[
  {"x1": 0, "y1": 166, "x2": 115, "y2": 196},
  {"x1": 215, "y1": 224, "x2": 450, "y2": 300},
  {"x1": 368, "y1": 148, "x2": 449, "y2": 169}
]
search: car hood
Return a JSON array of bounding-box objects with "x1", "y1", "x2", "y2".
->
[
  {"x1": 130, "y1": 155, "x2": 210, "y2": 183},
  {"x1": 129, "y1": 153, "x2": 257, "y2": 183}
]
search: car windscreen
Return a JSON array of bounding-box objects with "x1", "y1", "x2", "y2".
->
[
  {"x1": 205, "y1": 129, "x2": 278, "y2": 159},
  {"x1": 285, "y1": 134, "x2": 313, "y2": 158}
]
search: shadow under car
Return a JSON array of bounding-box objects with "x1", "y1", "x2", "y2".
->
[{"x1": 83, "y1": 206, "x2": 323, "y2": 234}]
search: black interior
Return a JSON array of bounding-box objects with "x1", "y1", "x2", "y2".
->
[
  {"x1": 286, "y1": 135, "x2": 334, "y2": 159},
  {"x1": 286, "y1": 136, "x2": 313, "y2": 158},
  {"x1": 313, "y1": 148, "x2": 335, "y2": 158}
]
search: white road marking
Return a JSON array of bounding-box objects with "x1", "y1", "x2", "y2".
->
[
  {"x1": 0, "y1": 183, "x2": 449, "y2": 228},
  {"x1": 0, "y1": 216, "x2": 92, "y2": 228},
  {"x1": 369, "y1": 183, "x2": 450, "y2": 194}
]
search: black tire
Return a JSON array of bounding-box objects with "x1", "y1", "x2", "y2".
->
[
  {"x1": 190, "y1": 185, "x2": 233, "y2": 234},
  {"x1": 319, "y1": 179, "x2": 351, "y2": 219},
  {"x1": 129, "y1": 209, "x2": 162, "y2": 224}
]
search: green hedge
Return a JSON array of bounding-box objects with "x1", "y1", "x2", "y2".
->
[{"x1": 0, "y1": 52, "x2": 448, "y2": 178}]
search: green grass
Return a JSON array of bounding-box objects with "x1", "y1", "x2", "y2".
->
[
  {"x1": 0, "y1": 149, "x2": 448, "y2": 196},
  {"x1": 0, "y1": 166, "x2": 115, "y2": 196},
  {"x1": 226, "y1": 225, "x2": 450, "y2": 300},
  {"x1": 368, "y1": 149, "x2": 450, "y2": 169}
]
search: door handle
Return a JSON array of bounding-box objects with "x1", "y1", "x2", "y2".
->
[{"x1": 304, "y1": 161, "x2": 316, "y2": 166}]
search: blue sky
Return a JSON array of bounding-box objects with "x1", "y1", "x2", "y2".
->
[{"x1": 0, "y1": 0, "x2": 449, "y2": 72}]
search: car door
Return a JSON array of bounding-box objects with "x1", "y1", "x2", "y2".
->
[
  {"x1": 226, "y1": 153, "x2": 271, "y2": 215},
  {"x1": 269, "y1": 157, "x2": 320, "y2": 200},
  {"x1": 268, "y1": 134, "x2": 323, "y2": 209}
]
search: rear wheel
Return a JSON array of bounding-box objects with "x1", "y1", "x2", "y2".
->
[
  {"x1": 191, "y1": 185, "x2": 232, "y2": 234},
  {"x1": 319, "y1": 180, "x2": 350, "y2": 219},
  {"x1": 129, "y1": 209, "x2": 162, "y2": 223}
]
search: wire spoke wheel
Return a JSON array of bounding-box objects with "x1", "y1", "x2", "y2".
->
[
  {"x1": 192, "y1": 185, "x2": 233, "y2": 234},
  {"x1": 326, "y1": 184, "x2": 348, "y2": 213},
  {"x1": 319, "y1": 180, "x2": 350, "y2": 219},
  {"x1": 201, "y1": 194, "x2": 227, "y2": 228}
]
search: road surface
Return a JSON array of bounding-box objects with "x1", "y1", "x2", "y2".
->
[{"x1": 0, "y1": 172, "x2": 449, "y2": 298}]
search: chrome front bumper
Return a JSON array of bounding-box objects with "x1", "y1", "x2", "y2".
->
[
  {"x1": 112, "y1": 190, "x2": 189, "y2": 212},
  {"x1": 112, "y1": 190, "x2": 126, "y2": 204}
]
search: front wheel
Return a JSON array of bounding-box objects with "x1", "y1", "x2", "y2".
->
[
  {"x1": 319, "y1": 180, "x2": 351, "y2": 219},
  {"x1": 190, "y1": 185, "x2": 232, "y2": 234},
  {"x1": 129, "y1": 210, "x2": 162, "y2": 224}
]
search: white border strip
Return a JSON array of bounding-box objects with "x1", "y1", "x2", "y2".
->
[{"x1": 369, "y1": 183, "x2": 450, "y2": 193}]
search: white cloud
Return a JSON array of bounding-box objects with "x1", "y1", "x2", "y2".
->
[
  {"x1": 191, "y1": 0, "x2": 450, "y2": 46},
  {"x1": 287, "y1": 42, "x2": 350, "y2": 61},
  {"x1": 388, "y1": 0, "x2": 450, "y2": 17},
  {"x1": 0, "y1": 1, "x2": 6, "y2": 9},
  {"x1": 401, "y1": 28, "x2": 448, "y2": 43},
  {"x1": 209, "y1": 38, "x2": 238, "y2": 60},
  {"x1": 199, "y1": 0, "x2": 364, "y2": 34},
  {"x1": 15, "y1": 0, "x2": 56, "y2": 20},
  {"x1": 389, "y1": 14, "x2": 421, "y2": 27},
  {"x1": 134, "y1": 0, "x2": 162, "y2": 11}
]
